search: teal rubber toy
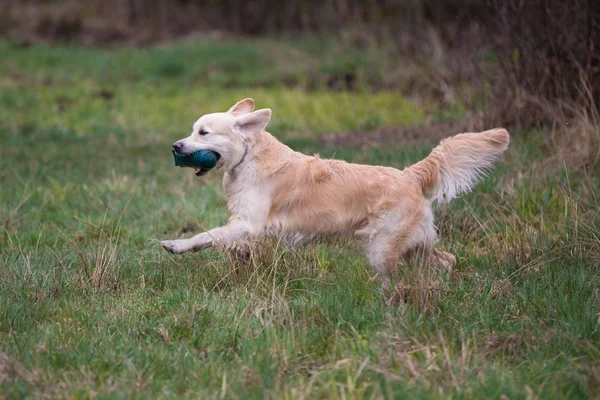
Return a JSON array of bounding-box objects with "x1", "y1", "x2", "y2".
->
[{"x1": 173, "y1": 149, "x2": 218, "y2": 169}]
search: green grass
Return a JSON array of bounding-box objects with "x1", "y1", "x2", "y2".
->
[{"x1": 1, "y1": 38, "x2": 599, "y2": 399}]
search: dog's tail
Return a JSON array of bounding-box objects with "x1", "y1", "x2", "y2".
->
[{"x1": 408, "y1": 128, "x2": 510, "y2": 203}]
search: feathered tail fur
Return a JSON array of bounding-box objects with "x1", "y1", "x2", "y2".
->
[{"x1": 408, "y1": 128, "x2": 510, "y2": 203}]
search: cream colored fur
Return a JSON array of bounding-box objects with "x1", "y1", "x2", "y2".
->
[{"x1": 160, "y1": 98, "x2": 510, "y2": 285}]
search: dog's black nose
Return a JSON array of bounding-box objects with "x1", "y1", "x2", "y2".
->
[{"x1": 172, "y1": 141, "x2": 184, "y2": 153}]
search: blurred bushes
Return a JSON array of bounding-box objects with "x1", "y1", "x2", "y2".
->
[
  {"x1": 3, "y1": 0, "x2": 595, "y2": 105},
  {"x1": 1, "y1": 0, "x2": 488, "y2": 39},
  {"x1": 1, "y1": 0, "x2": 598, "y2": 163}
]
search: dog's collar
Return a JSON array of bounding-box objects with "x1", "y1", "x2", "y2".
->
[{"x1": 231, "y1": 147, "x2": 249, "y2": 171}]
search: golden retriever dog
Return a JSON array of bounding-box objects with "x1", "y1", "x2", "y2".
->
[{"x1": 161, "y1": 98, "x2": 509, "y2": 287}]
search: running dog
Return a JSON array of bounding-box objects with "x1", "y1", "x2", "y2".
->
[{"x1": 161, "y1": 98, "x2": 509, "y2": 287}]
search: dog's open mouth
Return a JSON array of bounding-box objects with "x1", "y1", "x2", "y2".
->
[{"x1": 194, "y1": 168, "x2": 209, "y2": 176}]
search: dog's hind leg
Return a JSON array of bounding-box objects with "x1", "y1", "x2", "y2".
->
[
  {"x1": 402, "y1": 208, "x2": 455, "y2": 275},
  {"x1": 363, "y1": 204, "x2": 449, "y2": 289},
  {"x1": 365, "y1": 235, "x2": 400, "y2": 289},
  {"x1": 363, "y1": 224, "x2": 416, "y2": 290}
]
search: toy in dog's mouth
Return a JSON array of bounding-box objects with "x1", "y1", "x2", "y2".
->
[{"x1": 172, "y1": 149, "x2": 221, "y2": 177}]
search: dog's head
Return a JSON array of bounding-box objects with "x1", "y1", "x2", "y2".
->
[{"x1": 172, "y1": 98, "x2": 271, "y2": 176}]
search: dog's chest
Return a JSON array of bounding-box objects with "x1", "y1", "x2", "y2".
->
[{"x1": 223, "y1": 169, "x2": 271, "y2": 222}]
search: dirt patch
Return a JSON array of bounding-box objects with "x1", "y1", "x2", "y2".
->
[{"x1": 319, "y1": 117, "x2": 486, "y2": 148}]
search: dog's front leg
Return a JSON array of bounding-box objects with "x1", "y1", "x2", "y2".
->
[{"x1": 160, "y1": 221, "x2": 253, "y2": 254}]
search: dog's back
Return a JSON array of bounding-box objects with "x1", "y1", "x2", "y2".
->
[{"x1": 258, "y1": 129, "x2": 509, "y2": 240}]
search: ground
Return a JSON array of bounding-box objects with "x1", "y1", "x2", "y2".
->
[{"x1": 0, "y1": 37, "x2": 599, "y2": 399}]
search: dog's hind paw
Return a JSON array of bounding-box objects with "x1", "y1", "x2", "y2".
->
[{"x1": 160, "y1": 239, "x2": 191, "y2": 254}]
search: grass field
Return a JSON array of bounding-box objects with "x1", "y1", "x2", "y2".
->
[{"x1": 1, "y1": 37, "x2": 599, "y2": 399}]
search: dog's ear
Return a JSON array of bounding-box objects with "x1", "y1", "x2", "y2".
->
[
  {"x1": 228, "y1": 98, "x2": 255, "y2": 116},
  {"x1": 234, "y1": 108, "x2": 271, "y2": 135}
]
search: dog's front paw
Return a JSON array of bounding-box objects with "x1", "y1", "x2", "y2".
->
[{"x1": 160, "y1": 239, "x2": 191, "y2": 254}]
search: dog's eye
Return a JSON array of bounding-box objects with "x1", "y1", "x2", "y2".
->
[{"x1": 199, "y1": 129, "x2": 209, "y2": 136}]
